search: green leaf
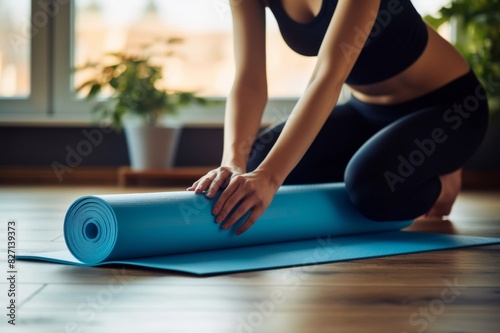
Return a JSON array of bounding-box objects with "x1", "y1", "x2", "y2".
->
[
  {"x1": 87, "y1": 83, "x2": 102, "y2": 98},
  {"x1": 423, "y1": 15, "x2": 448, "y2": 30}
]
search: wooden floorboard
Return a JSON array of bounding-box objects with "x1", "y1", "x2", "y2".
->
[{"x1": 0, "y1": 186, "x2": 499, "y2": 333}]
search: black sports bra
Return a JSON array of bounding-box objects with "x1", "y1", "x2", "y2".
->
[{"x1": 268, "y1": 0, "x2": 429, "y2": 85}]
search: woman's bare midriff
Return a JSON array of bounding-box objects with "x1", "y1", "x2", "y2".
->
[
  {"x1": 349, "y1": 24, "x2": 471, "y2": 105},
  {"x1": 263, "y1": 0, "x2": 471, "y2": 105}
]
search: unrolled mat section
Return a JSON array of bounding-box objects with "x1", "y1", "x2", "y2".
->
[{"x1": 17, "y1": 183, "x2": 500, "y2": 275}]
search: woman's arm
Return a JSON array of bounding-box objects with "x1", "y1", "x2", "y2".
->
[
  {"x1": 222, "y1": 0, "x2": 268, "y2": 170},
  {"x1": 214, "y1": 0, "x2": 382, "y2": 234},
  {"x1": 187, "y1": 0, "x2": 268, "y2": 194}
]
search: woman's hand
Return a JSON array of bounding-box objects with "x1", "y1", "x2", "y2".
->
[
  {"x1": 187, "y1": 165, "x2": 244, "y2": 198},
  {"x1": 188, "y1": 167, "x2": 280, "y2": 235},
  {"x1": 211, "y1": 169, "x2": 281, "y2": 235}
]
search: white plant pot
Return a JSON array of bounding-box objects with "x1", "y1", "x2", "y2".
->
[{"x1": 124, "y1": 124, "x2": 180, "y2": 170}]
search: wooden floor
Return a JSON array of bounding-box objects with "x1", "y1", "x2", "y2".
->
[{"x1": 0, "y1": 186, "x2": 499, "y2": 333}]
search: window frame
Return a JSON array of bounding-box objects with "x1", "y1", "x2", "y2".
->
[{"x1": 52, "y1": 0, "x2": 94, "y2": 116}]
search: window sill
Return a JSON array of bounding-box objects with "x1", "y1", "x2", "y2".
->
[{"x1": 0, "y1": 98, "x2": 300, "y2": 128}]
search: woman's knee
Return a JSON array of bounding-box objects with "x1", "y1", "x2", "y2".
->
[
  {"x1": 345, "y1": 160, "x2": 442, "y2": 221},
  {"x1": 344, "y1": 165, "x2": 395, "y2": 221}
]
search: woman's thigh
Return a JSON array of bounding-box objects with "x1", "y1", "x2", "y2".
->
[{"x1": 345, "y1": 98, "x2": 489, "y2": 220}]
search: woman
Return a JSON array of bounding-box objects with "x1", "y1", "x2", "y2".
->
[{"x1": 187, "y1": 0, "x2": 489, "y2": 235}]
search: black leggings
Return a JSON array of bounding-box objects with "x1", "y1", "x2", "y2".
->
[{"x1": 247, "y1": 70, "x2": 489, "y2": 221}]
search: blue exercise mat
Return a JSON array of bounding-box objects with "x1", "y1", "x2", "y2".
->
[{"x1": 17, "y1": 183, "x2": 500, "y2": 275}]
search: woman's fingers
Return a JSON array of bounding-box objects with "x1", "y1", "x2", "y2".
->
[
  {"x1": 212, "y1": 180, "x2": 240, "y2": 221},
  {"x1": 220, "y1": 196, "x2": 257, "y2": 230},
  {"x1": 187, "y1": 167, "x2": 240, "y2": 195},
  {"x1": 206, "y1": 168, "x2": 231, "y2": 198},
  {"x1": 235, "y1": 208, "x2": 263, "y2": 235},
  {"x1": 186, "y1": 185, "x2": 195, "y2": 191},
  {"x1": 187, "y1": 170, "x2": 217, "y2": 193},
  {"x1": 195, "y1": 176, "x2": 214, "y2": 193},
  {"x1": 214, "y1": 175, "x2": 264, "y2": 231},
  {"x1": 186, "y1": 179, "x2": 201, "y2": 191}
]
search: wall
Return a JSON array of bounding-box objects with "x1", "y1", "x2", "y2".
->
[
  {"x1": 0, "y1": 126, "x2": 223, "y2": 168},
  {"x1": 1, "y1": 123, "x2": 499, "y2": 170}
]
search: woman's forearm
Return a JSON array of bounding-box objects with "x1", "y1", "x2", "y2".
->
[
  {"x1": 255, "y1": 76, "x2": 343, "y2": 186},
  {"x1": 221, "y1": 81, "x2": 268, "y2": 172}
]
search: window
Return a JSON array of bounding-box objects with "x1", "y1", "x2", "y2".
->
[
  {"x1": 0, "y1": 0, "x2": 49, "y2": 115},
  {"x1": 72, "y1": 0, "x2": 318, "y2": 99},
  {"x1": 0, "y1": 0, "x2": 452, "y2": 122},
  {"x1": 0, "y1": 1, "x2": 30, "y2": 97},
  {"x1": 52, "y1": 0, "x2": 317, "y2": 122}
]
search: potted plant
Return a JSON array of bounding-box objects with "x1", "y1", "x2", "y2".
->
[
  {"x1": 425, "y1": 0, "x2": 500, "y2": 169},
  {"x1": 76, "y1": 42, "x2": 206, "y2": 170}
]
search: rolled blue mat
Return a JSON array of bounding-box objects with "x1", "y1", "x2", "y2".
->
[{"x1": 18, "y1": 183, "x2": 500, "y2": 275}]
